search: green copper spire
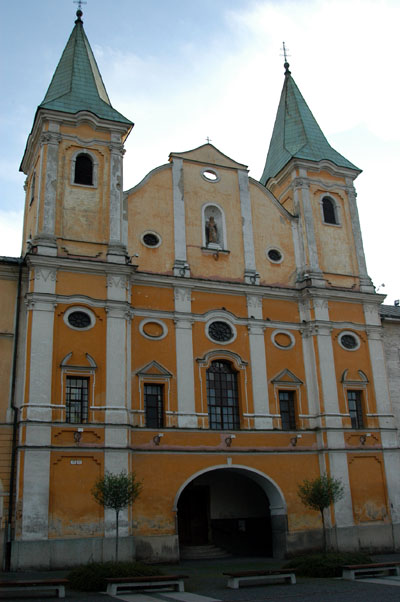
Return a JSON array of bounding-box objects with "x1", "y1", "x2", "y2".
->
[
  {"x1": 260, "y1": 62, "x2": 359, "y2": 185},
  {"x1": 39, "y1": 10, "x2": 132, "y2": 125}
]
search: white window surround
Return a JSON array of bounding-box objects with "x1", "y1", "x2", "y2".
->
[
  {"x1": 64, "y1": 306, "x2": 96, "y2": 331},
  {"x1": 319, "y1": 194, "x2": 341, "y2": 226},
  {"x1": 205, "y1": 317, "x2": 237, "y2": 345},
  {"x1": 70, "y1": 149, "x2": 99, "y2": 188},
  {"x1": 141, "y1": 230, "x2": 162, "y2": 248},
  {"x1": 271, "y1": 329, "x2": 295, "y2": 350},
  {"x1": 266, "y1": 246, "x2": 284, "y2": 264},
  {"x1": 338, "y1": 331, "x2": 361, "y2": 351},
  {"x1": 139, "y1": 318, "x2": 168, "y2": 341},
  {"x1": 60, "y1": 352, "x2": 97, "y2": 418},
  {"x1": 201, "y1": 167, "x2": 220, "y2": 183},
  {"x1": 202, "y1": 202, "x2": 227, "y2": 250}
]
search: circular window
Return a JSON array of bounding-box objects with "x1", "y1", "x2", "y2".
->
[
  {"x1": 271, "y1": 329, "x2": 295, "y2": 350},
  {"x1": 208, "y1": 321, "x2": 233, "y2": 343},
  {"x1": 139, "y1": 319, "x2": 168, "y2": 341},
  {"x1": 201, "y1": 168, "x2": 220, "y2": 183},
  {"x1": 266, "y1": 248, "x2": 283, "y2": 263},
  {"x1": 64, "y1": 307, "x2": 95, "y2": 331},
  {"x1": 142, "y1": 231, "x2": 161, "y2": 248},
  {"x1": 339, "y1": 332, "x2": 360, "y2": 351}
]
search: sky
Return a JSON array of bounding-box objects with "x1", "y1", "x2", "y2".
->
[{"x1": 1, "y1": 0, "x2": 399, "y2": 303}]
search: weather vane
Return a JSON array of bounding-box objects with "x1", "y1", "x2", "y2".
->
[{"x1": 280, "y1": 42, "x2": 291, "y2": 74}]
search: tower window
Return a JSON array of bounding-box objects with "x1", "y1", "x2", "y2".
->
[
  {"x1": 347, "y1": 390, "x2": 364, "y2": 429},
  {"x1": 66, "y1": 376, "x2": 89, "y2": 423},
  {"x1": 322, "y1": 196, "x2": 338, "y2": 225},
  {"x1": 206, "y1": 360, "x2": 239, "y2": 430},
  {"x1": 74, "y1": 153, "x2": 93, "y2": 186},
  {"x1": 279, "y1": 390, "x2": 296, "y2": 430},
  {"x1": 144, "y1": 384, "x2": 164, "y2": 428}
]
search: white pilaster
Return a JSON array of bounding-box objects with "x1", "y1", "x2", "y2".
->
[
  {"x1": 238, "y1": 170, "x2": 259, "y2": 285},
  {"x1": 108, "y1": 135, "x2": 127, "y2": 263},
  {"x1": 299, "y1": 300, "x2": 321, "y2": 428},
  {"x1": 172, "y1": 158, "x2": 190, "y2": 277},
  {"x1": 21, "y1": 450, "x2": 51, "y2": 540},
  {"x1": 346, "y1": 181, "x2": 374, "y2": 292},
  {"x1": 35, "y1": 126, "x2": 60, "y2": 255},
  {"x1": 246, "y1": 295, "x2": 271, "y2": 428},
  {"x1": 174, "y1": 287, "x2": 196, "y2": 427}
]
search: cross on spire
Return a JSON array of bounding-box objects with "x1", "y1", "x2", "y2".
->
[
  {"x1": 280, "y1": 41, "x2": 291, "y2": 74},
  {"x1": 74, "y1": 0, "x2": 87, "y2": 11},
  {"x1": 206, "y1": 137, "x2": 212, "y2": 144}
]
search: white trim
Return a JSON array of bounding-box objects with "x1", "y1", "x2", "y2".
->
[
  {"x1": 139, "y1": 319, "x2": 168, "y2": 340},
  {"x1": 338, "y1": 330, "x2": 361, "y2": 351},
  {"x1": 266, "y1": 247, "x2": 284, "y2": 264},
  {"x1": 201, "y1": 167, "x2": 220, "y2": 183},
  {"x1": 202, "y1": 202, "x2": 227, "y2": 250},
  {"x1": 271, "y1": 329, "x2": 295, "y2": 350},
  {"x1": 141, "y1": 230, "x2": 162, "y2": 249},
  {"x1": 63, "y1": 306, "x2": 96, "y2": 331},
  {"x1": 70, "y1": 149, "x2": 99, "y2": 188},
  {"x1": 205, "y1": 318, "x2": 237, "y2": 345}
]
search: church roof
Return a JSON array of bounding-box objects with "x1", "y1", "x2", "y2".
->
[
  {"x1": 39, "y1": 10, "x2": 132, "y2": 125},
  {"x1": 260, "y1": 63, "x2": 359, "y2": 185}
]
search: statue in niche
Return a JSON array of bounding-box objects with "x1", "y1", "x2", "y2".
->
[{"x1": 206, "y1": 216, "x2": 218, "y2": 245}]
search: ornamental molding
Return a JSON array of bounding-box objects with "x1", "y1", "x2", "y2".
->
[
  {"x1": 174, "y1": 287, "x2": 192, "y2": 302},
  {"x1": 106, "y1": 275, "x2": 129, "y2": 290},
  {"x1": 196, "y1": 349, "x2": 248, "y2": 369},
  {"x1": 34, "y1": 268, "x2": 57, "y2": 283},
  {"x1": 247, "y1": 295, "x2": 263, "y2": 309},
  {"x1": 40, "y1": 132, "x2": 62, "y2": 146}
]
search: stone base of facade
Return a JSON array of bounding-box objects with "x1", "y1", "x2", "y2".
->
[
  {"x1": 10, "y1": 536, "x2": 135, "y2": 570},
  {"x1": 135, "y1": 534, "x2": 179, "y2": 563},
  {"x1": 287, "y1": 523, "x2": 399, "y2": 557}
]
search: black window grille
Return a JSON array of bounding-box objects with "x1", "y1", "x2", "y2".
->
[
  {"x1": 66, "y1": 376, "x2": 89, "y2": 423},
  {"x1": 322, "y1": 197, "x2": 337, "y2": 224},
  {"x1": 206, "y1": 360, "x2": 239, "y2": 430},
  {"x1": 279, "y1": 390, "x2": 296, "y2": 430},
  {"x1": 144, "y1": 384, "x2": 164, "y2": 428},
  {"x1": 74, "y1": 153, "x2": 93, "y2": 185},
  {"x1": 348, "y1": 390, "x2": 364, "y2": 429}
]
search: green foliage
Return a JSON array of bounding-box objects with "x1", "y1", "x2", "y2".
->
[
  {"x1": 68, "y1": 561, "x2": 162, "y2": 591},
  {"x1": 284, "y1": 552, "x2": 372, "y2": 578},
  {"x1": 298, "y1": 474, "x2": 344, "y2": 514},
  {"x1": 92, "y1": 471, "x2": 142, "y2": 513}
]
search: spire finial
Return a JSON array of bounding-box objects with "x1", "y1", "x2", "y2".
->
[
  {"x1": 281, "y1": 42, "x2": 291, "y2": 75},
  {"x1": 74, "y1": 0, "x2": 86, "y2": 23}
]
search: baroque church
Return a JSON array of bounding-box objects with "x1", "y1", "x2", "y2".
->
[{"x1": 1, "y1": 9, "x2": 400, "y2": 569}]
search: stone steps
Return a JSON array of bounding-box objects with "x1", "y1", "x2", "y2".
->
[{"x1": 180, "y1": 544, "x2": 231, "y2": 560}]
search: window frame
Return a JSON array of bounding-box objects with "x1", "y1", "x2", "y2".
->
[
  {"x1": 70, "y1": 150, "x2": 98, "y2": 188},
  {"x1": 206, "y1": 360, "x2": 240, "y2": 431},
  {"x1": 144, "y1": 383, "x2": 164, "y2": 428},
  {"x1": 320, "y1": 195, "x2": 341, "y2": 226},
  {"x1": 65, "y1": 375, "x2": 89, "y2": 424},
  {"x1": 278, "y1": 389, "x2": 297, "y2": 430},
  {"x1": 347, "y1": 389, "x2": 364, "y2": 429}
]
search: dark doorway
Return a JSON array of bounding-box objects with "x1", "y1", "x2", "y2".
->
[
  {"x1": 177, "y1": 469, "x2": 273, "y2": 556},
  {"x1": 178, "y1": 485, "x2": 210, "y2": 545}
]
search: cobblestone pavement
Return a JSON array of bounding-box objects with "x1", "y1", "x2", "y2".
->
[{"x1": 2, "y1": 554, "x2": 400, "y2": 601}]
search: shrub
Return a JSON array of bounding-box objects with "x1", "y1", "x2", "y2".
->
[
  {"x1": 284, "y1": 551, "x2": 372, "y2": 578},
  {"x1": 68, "y1": 561, "x2": 162, "y2": 591}
]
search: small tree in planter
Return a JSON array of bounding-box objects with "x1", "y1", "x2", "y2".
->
[
  {"x1": 298, "y1": 474, "x2": 344, "y2": 553},
  {"x1": 92, "y1": 471, "x2": 142, "y2": 561}
]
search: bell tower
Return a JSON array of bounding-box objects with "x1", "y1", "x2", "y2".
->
[{"x1": 20, "y1": 9, "x2": 133, "y2": 263}]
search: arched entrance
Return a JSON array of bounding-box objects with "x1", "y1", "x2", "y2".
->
[{"x1": 175, "y1": 466, "x2": 287, "y2": 558}]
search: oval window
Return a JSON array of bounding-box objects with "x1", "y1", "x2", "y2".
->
[{"x1": 141, "y1": 231, "x2": 161, "y2": 248}]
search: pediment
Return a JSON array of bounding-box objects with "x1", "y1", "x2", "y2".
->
[
  {"x1": 135, "y1": 360, "x2": 172, "y2": 378},
  {"x1": 271, "y1": 369, "x2": 303, "y2": 385},
  {"x1": 170, "y1": 143, "x2": 247, "y2": 170}
]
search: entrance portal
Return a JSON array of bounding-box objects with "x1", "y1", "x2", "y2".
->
[{"x1": 177, "y1": 468, "x2": 280, "y2": 556}]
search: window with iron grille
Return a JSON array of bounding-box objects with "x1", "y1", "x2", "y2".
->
[
  {"x1": 206, "y1": 360, "x2": 239, "y2": 430},
  {"x1": 279, "y1": 390, "x2": 296, "y2": 430},
  {"x1": 66, "y1": 376, "x2": 89, "y2": 423},
  {"x1": 144, "y1": 384, "x2": 164, "y2": 428},
  {"x1": 347, "y1": 390, "x2": 364, "y2": 429},
  {"x1": 74, "y1": 153, "x2": 93, "y2": 185}
]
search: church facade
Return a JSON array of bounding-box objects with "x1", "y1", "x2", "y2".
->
[{"x1": 1, "y1": 11, "x2": 399, "y2": 569}]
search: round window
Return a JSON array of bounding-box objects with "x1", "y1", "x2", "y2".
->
[
  {"x1": 339, "y1": 332, "x2": 360, "y2": 351},
  {"x1": 64, "y1": 308, "x2": 95, "y2": 330},
  {"x1": 142, "y1": 232, "x2": 160, "y2": 247},
  {"x1": 267, "y1": 248, "x2": 283, "y2": 263},
  {"x1": 201, "y1": 168, "x2": 220, "y2": 183},
  {"x1": 208, "y1": 321, "x2": 233, "y2": 343}
]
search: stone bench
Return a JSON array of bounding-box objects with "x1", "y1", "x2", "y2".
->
[
  {"x1": 223, "y1": 568, "x2": 296, "y2": 589},
  {"x1": 105, "y1": 574, "x2": 188, "y2": 596},
  {"x1": 0, "y1": 578, "x2": 69, "y2": 598},
  {"x1": 342, "y1": 562, "x2": 400, "y2": 580}
]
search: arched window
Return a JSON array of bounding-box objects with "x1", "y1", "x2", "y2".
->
[
  {"x1": 206, "y1": 360, "x2": 239, "y2": 430},
  {"x1": 74, "y1": 153, "x2": 93, "y2": 186},
  {"x1": 203, "y1": 204, "x2": 227, "y2": 249},
  {"x1": 322, "y1": 196, "x2": 338, "y2": 225}
]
